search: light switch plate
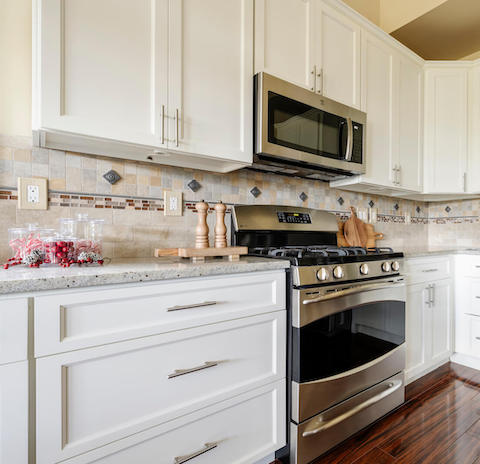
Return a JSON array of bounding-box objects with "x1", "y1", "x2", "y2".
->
[
  {"x1": 164, "y1": 190, "x2": 183, "y2": 216},
  {"x1": 17, "y1": 177, "x2": 48, "y2": 210}
]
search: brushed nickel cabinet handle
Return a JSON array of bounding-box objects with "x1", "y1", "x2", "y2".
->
[
  {"x1": 174, "y1": 441, "x2": 219, "y2": 464},
  {"x1": 302, "y1": 379, "x2": 402, "y2": 437},
  {"x1": 161, "y1": 104, "x2": 165, "y2": 144},
  {"x1": 167, "y1": 301, "x2": 217, "y2": 312},
  {"x1": 168, "y1": 360, "x2": 222, "y2": 379},
  {"x1": 175, "y1": 108, "x2": 179, "y2": 147},
  {"x1": 422, "y1": 269, "x2": 439, "y2": 273}
]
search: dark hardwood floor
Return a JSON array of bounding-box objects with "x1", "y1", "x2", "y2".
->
[{"x1": 274, "y1": 362, "x2": 480, "y2": 464}]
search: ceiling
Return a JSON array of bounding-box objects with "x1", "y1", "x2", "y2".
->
[{"x1": 390, "y1": 0, "x2": 480, "y2": 60}]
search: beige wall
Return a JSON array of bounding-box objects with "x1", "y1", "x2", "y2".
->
[
  {"x1": 0, "y1": 0, "x2": 32, "y2": 137},
  {"x1": 342, "y1": 0, "x2": 380, "y2": 26}
]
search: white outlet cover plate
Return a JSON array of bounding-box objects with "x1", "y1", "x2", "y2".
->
[
  {"x1": 17, "y1": 177, "x2": 48, "y2": 210},
  {"x1": 164, "y1": 190, "x2": 183, "y2": 216}
]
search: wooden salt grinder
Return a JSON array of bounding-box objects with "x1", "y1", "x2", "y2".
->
[
  {"x1": 195, "y1": 200, "x2": 210, "y2": 248},
  {"x1": 214, "y1": 201, "x2": 227, "y2": 248}
]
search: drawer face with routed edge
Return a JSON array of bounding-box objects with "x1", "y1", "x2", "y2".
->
[
  {"x1": 469, "y1": 316, "x2": 480, "y2": 357},
  {"x1": 36, "y1": 312, "x2": 286, "y2": 464},
  {"x1": 54, "y1": 380, "x2": 286, "y2": 464},
  {"x1": 34, "y1": 270, "x2": 285, "y2": 356},
  {"x1": 405, "y1": 257, "x2": 451, "y2": 283},
  {"x1": 0, "y1": 297, "x2": 29, "y2": 364}
]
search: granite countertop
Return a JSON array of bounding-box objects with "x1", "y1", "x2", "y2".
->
[
  {"x1": 0, "y1": 257, "x2": 290, "y2": 295},
  {"x1": 404, "y1": 249, "x2": 480, "y2": 258}
]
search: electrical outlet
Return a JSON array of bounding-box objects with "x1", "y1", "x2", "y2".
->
[
  {"x1": 164, "y1": 190, "x2": 183, "y2": 216},
  {"x1": 17, "y1": 177, "x2": 48, "y2": 210}
]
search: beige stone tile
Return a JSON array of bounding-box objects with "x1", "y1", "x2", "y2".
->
[
  {"x1": 0, "y1": 147, "x2": 12, "y2": 160},
  {"x1": 81, "y1": 156, "x2": 97, "y2": 170},
  {"x1": 13, "y1": 149, "x2": 31, "y2": 163},
  {"x1": 66, "y1": 167, "x2": 82, "y2": 192},
  {"x1": 103, "y1": 224, "x2": 134, "y2": 242},
  {"x1": 49, "y1": 178, "x2": 66, "y2": 190}
]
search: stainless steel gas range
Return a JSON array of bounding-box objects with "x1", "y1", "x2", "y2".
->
[{"x1": 231, "y1": 205, "x2": 406, "y2": 464}]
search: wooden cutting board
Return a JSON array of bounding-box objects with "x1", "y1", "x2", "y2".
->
[
  {"x1": 343, "y1": 207, "x2": 368, "y2": 247},
  {"x1": 337, "y1": 222, "x2": 384, "y2": 249}
]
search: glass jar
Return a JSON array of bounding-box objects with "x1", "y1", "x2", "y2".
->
[
  {"x1": 88, "y1": 219, "x2": 104, "y2": 255},
  {"x1": 44, "y1": 236, "x2": 77, "y2": 265},
  {"x1": 8, "y1": 228, "x2": 28, "y2": 261},
  {"x1": 75, "y1": 214, "x2": 90, "y2": 240},
  {"x1": 21, "y1": 228, "x2": 57, "y2": 265},
  {"x1": 59, "y1": 218, "x2": 77, "y2": 238}
]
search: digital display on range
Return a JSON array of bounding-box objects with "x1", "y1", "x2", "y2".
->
[{"x1": 277, "y1": 212, "x2": 312, "y2": 224}]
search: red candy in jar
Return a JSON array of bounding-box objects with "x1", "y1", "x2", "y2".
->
[{"x1": 44, "y1": 237, "x2": 77, "y2": 265}]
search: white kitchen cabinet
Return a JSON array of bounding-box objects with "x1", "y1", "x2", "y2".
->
[
  {"x1": 315, "y1": 1, "x2": 361, "y2": 108},
  {"x1": 255, "y1": 0, "x2": 361, "y2": 107},
  {"x1": 424, "y1": 65, "x2": 468, "y2": 194},
  {"x1": 468, "y1": 65, "x2": 480, "y2": 193},
  {"x1": 254, "y1": 0, "x2": 315, "y2": 90},
  {"x1": 404, "y1": 257, "x2": 453, "y2": 383},
  {"x1": 35, "y1": 0, "x2": 253, "y2": 172},
  {"x1": 0, "y1": 361, "x2": 29, "y2": 464}
]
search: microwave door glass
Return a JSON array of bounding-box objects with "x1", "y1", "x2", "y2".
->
[{"x1": 268, "y1": 91, "x2": 348, "y2": 160}]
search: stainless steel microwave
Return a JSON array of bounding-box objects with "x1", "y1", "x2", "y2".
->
[{"x1": 254, "y1": 72, "x2": 367, "y2": 181}]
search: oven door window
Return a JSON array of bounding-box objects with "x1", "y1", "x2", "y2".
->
[
  {"x1": 293, "y1": 301, "x2": 405, "y2": 383},
  {"x1": 268, "y1": 91, "x2": 353, "y2": 161}
]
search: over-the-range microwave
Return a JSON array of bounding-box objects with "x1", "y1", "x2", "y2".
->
[{"x1": 254, "y1": 72, "x2": 367, "y2": 181}]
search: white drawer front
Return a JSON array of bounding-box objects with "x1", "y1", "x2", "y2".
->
[
  {"x1": 59, "y1": 380, "x2": 286, "y2": 464},
  {"x1": 469, "y1": 281, "x2": 480, "y2": 316},
  {"x1": 405, "y1": 257, "x2": 451, "y2": 283},
  {"x1": 35, "y1": 271, "x2": 285, "y2": 356},
  {"x1": 0, "y1": 297, "x2": 29, "y2": 364},
  {"x1": 36, "y1": 311, "x2": 286, "y2": 463}
]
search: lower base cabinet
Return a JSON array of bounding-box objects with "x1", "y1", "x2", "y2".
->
[
  {"x1": 0, "y1": 361, "x2": 29, "y2": 464},
  {"x1": 60, "y1": 380, "x2": 285, "y2": 464}
]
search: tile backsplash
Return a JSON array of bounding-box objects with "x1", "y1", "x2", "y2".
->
[{"x1": 1, "y1": 135, "x2": 476, "y2": 262}]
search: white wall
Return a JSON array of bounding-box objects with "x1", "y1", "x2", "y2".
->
[{"x1": 0, "y1": 0, "x2": 32, "y2": 137}]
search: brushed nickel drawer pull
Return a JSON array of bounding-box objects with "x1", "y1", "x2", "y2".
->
[
  {"x1": 174, "y1": 441, "x2": 219, "y2": 464},
  {"x1": 422, "y1": 269, "x2": 439, "y2": 273},
  {"x1": 476, "y1": 337, "x2": 480, "y2": 341},
  {"x1": 168, "y1": 360, "x2": 222, "y2": 379},
  {"x1": 167, "y1": 301, "x2": 217, "y2": 312},
  {"x1": 476, "y1": 266, "x2": 480, "y2": 268}
]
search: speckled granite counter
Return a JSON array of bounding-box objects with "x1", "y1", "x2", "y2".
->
[
  {"x1": 0, "y1": 257, "x2": 290, "y2": 295},
  {"x1": 404, "y1": 249, "x2": 480, "y2": 258}
]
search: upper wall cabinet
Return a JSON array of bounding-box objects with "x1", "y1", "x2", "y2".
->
[
  {"x1": 330, "y1": 31, "x2": 423, "y2": 195},
  {"x1": 424, "y1": 65, "x2": 468, "y2": 194},
  {"x1": 255, "y1": 0, "x2": 361, "y2": 108},
  {"x1": 34, "y1": 0, "x2": 253, "y2": 173},
  {"x1": 468, "y1": 66, "x2": 480, "y2": 194}
]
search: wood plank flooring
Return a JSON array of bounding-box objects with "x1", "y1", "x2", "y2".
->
[{"x1": 274, "y1": 362, "x2": 480, "y2": 464}]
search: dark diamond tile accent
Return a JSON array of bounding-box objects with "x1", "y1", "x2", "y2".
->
[
  {"x1": 187, "y1": 179, "x2": 201, "y2": 192},
  {"x1": 368, "y1": 200, "x2": 375, "y2": 207},
  {"x1": 337, "y1": 197, "x2": 344, "y2": 205},
  {"x1": 445, "y1": 206, "x2": 451, "y2": 213},
  {"x1": 103, "y1": 170, "x2": 121, "y2": 185},
  {"x1": 299, "y1": 192, "x2": 308, "y2": 202},
  {"x1": 394, "y1": 203, "x2": 399, "y2": 211},
  {"x1": 416, "y1": 206, "x2": 421, "y2": 214},
  {"x1": 250, "y1": 186, "x2": 261, "y2": 198}
]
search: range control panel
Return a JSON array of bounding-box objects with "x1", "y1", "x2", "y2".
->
[{"x1": 277, "y1": 212, "x2": 312, "y2": 224}]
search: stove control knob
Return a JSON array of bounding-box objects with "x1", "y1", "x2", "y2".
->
[
  {"x1": 382, "y1": 262, "x2": 391, "y2": 272},
  {"x1": 391, "y1": 261, "x2": 400, "y2": 272},
  {"x1": 316, "y1": 268, "x2": 329, "y2": 281},
  {"x1": 333, "y1": 266, "x2": 344, "y2": 279},
  {"x1": 359, "y1": 263, "x2": 369, "y2": 275}
]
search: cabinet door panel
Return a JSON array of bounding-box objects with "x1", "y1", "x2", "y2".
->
[
  {"x1": 406, "y1": 283, "x2": 427, "y2": 378},
  {"x1": 40, "y1": 0, "x2": 168, "y2": 146},
  {"x1": 424, "y1": 68, "x2": 468, "y2": 193},
  {"x1": 468, "y1": 66, "x2": 480, "y2": 193},
  {"x1": 168, "y1": 0, "x2": 253, "y2": 163},
  {"x1": 431, "y1": 280, "x2": 453, "y2": 363},
  {"x1": 316, "y1": 2, "x2": 361, "y2": 108},
  {"x1": 255, "y1": 0, "x2": 315, "y2": 90},
  {"x1": 398, "y1": 55, "x2": 423, "y2": 192},
  {"x1": 361, "y1": 32, "x2": 394, "y2": 186}
]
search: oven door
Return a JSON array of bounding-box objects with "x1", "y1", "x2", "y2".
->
[
  {"x1": 291, "y1": 277, "x2": 406, "y2": 423},
  {"x1": 255, "y1": 72, "x2": 366, "y2": 174}
]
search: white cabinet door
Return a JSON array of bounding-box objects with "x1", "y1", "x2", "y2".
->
[
  {"x1": 468, "y1": 65, "x2": 480, "y2": 193},
  {"x1": 405, "y1": 283, "x2": 428, "y2": 379},
  {"x1": 0, "y1": 361, "x2": 29, "y2": 464},
  {"x1": 424, "y1": 66, "x2": 468, "y2": 193},
  {"x1": 39, "y1": 0, "x2": 168, "y2": 147},
  {"x1": 430, "y1": 280, "x2": 453, "y2": 364},
  {"x1": 360, "y1": 31, "x2": 395, "y2": 187},
  {"x1": 397, "y1": 54, "x2": 423, "y2": 192},
  {"x1": 255, "y1": 0, "x2": 315, "y2": 90},
  {"x1": 315, "y1": 1, "x2": 361, "y2": 108},
  {"x1": 168, "y1": 0, "x2": 253, "y2": 164}
]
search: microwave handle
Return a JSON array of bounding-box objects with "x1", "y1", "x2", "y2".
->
[{"x1": 345, "y1": 117, "x2": 353, "y2": 161}]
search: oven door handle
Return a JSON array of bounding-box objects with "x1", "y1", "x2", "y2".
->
[
  {"x1": 302, "y1": 280, "x2": 405, "y2": 305},
  {"x1": 302, "y1": 379, "x2": 403, "y2": 437}
]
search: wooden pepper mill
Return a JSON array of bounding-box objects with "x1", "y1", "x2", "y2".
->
[
  {"x1": 214, "y1": 201, "x2": 227, "y2": 248},
  {"x1": 195, "y1": 200, "x2": 210, "y2": 248}
]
